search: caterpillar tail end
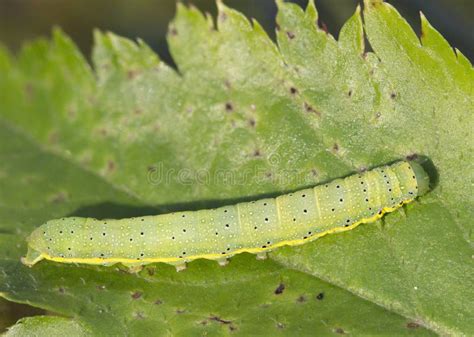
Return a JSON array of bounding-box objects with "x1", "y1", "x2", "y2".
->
[
  {"x1": 408, "y1": 161, "x2": 430, "y2": 196},
  {"x1": 21, "y1": 247, "x2": 44, "y2": 267}
]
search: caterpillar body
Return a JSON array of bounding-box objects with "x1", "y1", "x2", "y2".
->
[{"x1": 22, "y1": 161, "x2": 430, "y2": 271}]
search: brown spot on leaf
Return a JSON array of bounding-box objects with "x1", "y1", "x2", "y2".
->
[
  {"x1": 154, "y1": 299, "x2": 163, "y2": 305},
  {"x1": 290, "y1": 87, "x2": 298, "y2": 95},
  {"x1": 348, "y1": 90, "x2": 353, "y2": 97},
  {"x1": 225, "y1": 102, "x2": 233, "y2": 112},
  {"x1": 127, "y1": 70, "x2": 139, "y2": 80},
  {"x1": 209, "y1": 316, "x2": 232, "y2": 325},
  {"x1": 176, "y1": 309, "x2": 186, "y2": 314},
  {"x1": 406, "y1": 153, "x2": 419, "y2": 161},
  {"x1": 332, "y1": 143, "x2": 339, "y2": 152},
  {"x1": 134, "y1": 108, "x2": 142, "y2": 115},
  {"x1": 274, "y1": 283, "x2": 285, "y2": 295},
  {"x1": 253, "y1": 149, "x2": 262, "y2": 157},
  {"x1": 131, "y1": 291, "x2": 142, "y2": 300},
  {"x1": 169, "y1": 27, "x2": 178, "y2": 36},
  {"x1": 107, "y1": 160, "x2": 116, "y2": 173},
  {"x1": 297, "y1": 295, "x2": 306, "y2": 303},
  {"x1": 304, "y1": 102, "x2": 320, "y2": 116},
  {"x1": 406, "y1": 322, "x2": 420, "y2": 329},
  {"x1": 316, "y1": 292, "x2": 324, "y2": 300},
  {"x1": 248, "y1": 118, "x2": 256, "y2": 127},
  {"x1": 334, "y1": 327, "x2": 346, "y2": 334},
  {"x1": 390, "y1": 92, "x2": 397, "y2": 99},
  {"x1": 318, "y1": 20, "x2": 329, "y2": 34},
  {"x1": 276, "y1": 322, "x2": 285, "y2": 329},
  {"x1": 50, "y1": 192, "x2": 68, "y2": 204},
  {"x1": 286, "y1": 31, "x2": 295, "y2": 39}
]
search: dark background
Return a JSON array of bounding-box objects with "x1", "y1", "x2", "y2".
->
[{"x1": 0, "y1": 0, "x2": 473, "y2": 66}]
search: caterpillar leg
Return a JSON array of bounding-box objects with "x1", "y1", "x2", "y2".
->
[
  {"x1": 21, "y1": 247, "x2": 44, "y2": 267},
  {"x1": 256, "y1": 252, "x2": 267, "y2": 260},
  {"x1": 216, "y1": 258, "x2": 229, "y2": 267},
  {"x1": 174, "y1": 263, "x2": 187, "y2": 272},
  {"x1": 128, "y1": 265, "x2": 144, "y2": 274},
  {"x1": 120, "y1": 262, "x2": 144, "y2": 274}
]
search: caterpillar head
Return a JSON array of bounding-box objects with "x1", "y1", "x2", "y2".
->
[
  {"x1": 21, "y1": 217, "x2": 86, "y2": 267},
  {"x1": 21, "y1": 224, "x2": 47, "y2": 267},
  {"x1": 408, "y1": 161, "x2": 430, "y2": 196}
]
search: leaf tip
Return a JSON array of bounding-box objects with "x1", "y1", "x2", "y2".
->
[{"x1": 305, "y1": 0, "x2": 318, "y2": 21}]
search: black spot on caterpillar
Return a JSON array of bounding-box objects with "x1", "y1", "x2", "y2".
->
[{"x1": 22, "y1": 161, "x2": 430, "y2": 271}]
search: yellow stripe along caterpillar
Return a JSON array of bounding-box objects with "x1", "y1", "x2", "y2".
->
[{"x1": 22, "y1": 160, "x2": 430, "y2": 271}]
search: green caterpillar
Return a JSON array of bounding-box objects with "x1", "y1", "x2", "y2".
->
[{"x1": 22, "y1": 160, "x2": 430, "y2": 271}]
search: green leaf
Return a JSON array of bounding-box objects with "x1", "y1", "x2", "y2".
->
[
  {"x1": 4, "y1": 316, "x2": 92, "y2": 337},
  {"x1": 0, "y1": 0, "x2": 472, "y2": 335}
]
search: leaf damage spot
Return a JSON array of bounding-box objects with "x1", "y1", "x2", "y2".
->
[
  {"x1": 154, "y1": 299, "x2": 163, "y2": 305},
  {"x1": 209, "y1": 316, "x2": 232, "y2": 325},
  {"x1": 304, "y1": 102, "x2": 320, "y2": 116},
  {"x1": 107, "y1": 160, "x2": 116, "y2": 173},
  {"x1": 318, "y1": 20, "x2": 329, "y2": 34},
  {"x1": 169, "y1": 27, "x2": 178, "y2": 36},
  {"x1": 131, "y1": 291, "x2": 142, "y2": 300},
  {"x1": 316, "y1": 292, "x2": 324, "y2": 300},
  {"x1": 290, "y1": 87, "x2": 298, "y2": 95},
  {"x1": 406, "y1": 153, "x2": 418, "y2": 161},
  {"x1": 248, "y1": 118, "x2": 256, "y2": 128},
  {"x1": 297, "y1": 295, "x2": 306, "y2": 303},
  {"x1": 49, "y1": 191, "x2": 68, "y2": 204},
  {"x1": 274, "y1": 283, "x2": 285, "y2": 295},
  {"x1": 334, "y1": 327, "x2": 346, "y2": 334},
  {"x1": 127, "y1": 70, "x2": 139, "y2": 80},
  {"x1": 286, "y1": 31, "x2": 295, "y2": 39},
  {"x1": 406, "y1": 322, "x2": 420, "y2": 329},
  {"x1": 225, "y1": 102, "x2": 234, "y2": 112}
]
